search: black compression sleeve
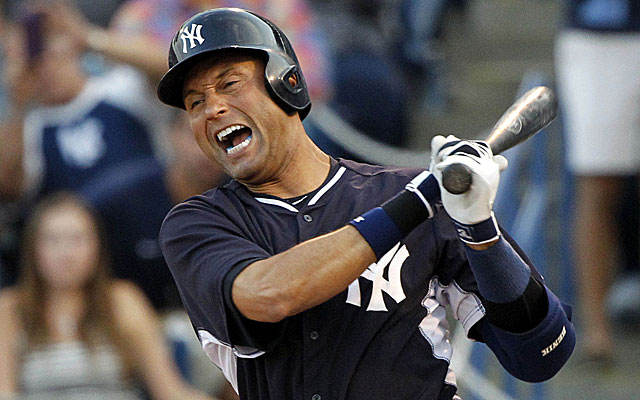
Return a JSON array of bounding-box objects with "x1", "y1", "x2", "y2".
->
[
  {"x1": 482, "y1": 277, "x2": 549, "y2": 333},
  {"x1": 381, "y1": 190, "x2": 431, "y2": 236}
]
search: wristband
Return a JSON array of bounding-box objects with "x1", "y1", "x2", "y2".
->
[
  {"x1": 453, "y1": 212, "x2": 501, "y2": 245},
  {"x1": 350, "y1": 172, "x2": 441, "y2": 260},
  {"x1": 350, "y1": 207, "x2": 403, "y2": 260}
]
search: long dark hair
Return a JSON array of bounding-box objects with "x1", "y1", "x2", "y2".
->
[{"x1": 17, "y1": 192, "x2": 131, "y2": 370}]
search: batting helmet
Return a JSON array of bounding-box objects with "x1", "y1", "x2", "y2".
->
[{"x1": 157, "y1": 8, "x2": 311, "y2": 120}]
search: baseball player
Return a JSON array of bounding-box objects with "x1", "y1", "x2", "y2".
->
[{"x1": 157, "y1": 8, "x2": 575, "y2": 399}]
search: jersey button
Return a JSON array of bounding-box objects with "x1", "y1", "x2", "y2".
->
[
  {"x1": 311, "y1": 394, "x2": 321, "y2": 400},
  {"x1": 309, "y1": 331, "x2": 320, "y2": 341},
  {"x1": 303, "y1": 214, "x2": 313, "y2": 222}
]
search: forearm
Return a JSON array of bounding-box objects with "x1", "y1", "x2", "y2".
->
[
  {"x1": 431, "y1": 135, "x2": 575, "y2": 379},
  {"x1": 232, "y1": 225, "x2": 376, "y2": 322},
  {"x1": 0, "y1": 355, "x2": 18, "y2": 395},
  {"x1": 465, "y1": 235, "x2": 549, "y2": 331},
  {"x1": 87, "y1": 29, "x2": 169, "y2": 82},
  {"x1": 233, "y1": 172, "x2": 440, "y2": 322},
  {"x1": 0, "y1": 292, "x2": 20, "y2": 395},
  {"x1": 465, "y1": 238, "x2": 575, "y2": 381},
  {"x1": 0, "y1": 117, "x2": 25, "y2": 201}
]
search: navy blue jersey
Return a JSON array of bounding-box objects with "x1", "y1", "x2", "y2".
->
[
  {"x1": 81, "y1": 158, "x2": 180, "y2": 311},
  {"x1": 22, "y1": 66, "x2": 160, "y2": 198},
  {"x1": 160, "y1": 159, "x2": 513, "y2": 399},
  {"x1": 564, "y1": 0, "x2": 640, "y2": 32}
]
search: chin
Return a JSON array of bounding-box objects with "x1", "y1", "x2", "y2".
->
[
  {"x1": 228, "y1": 162, "x2": 263, "y2": 183},
  {"x1": 226, "y1": 155, "x2": 262, "y2": 179}
]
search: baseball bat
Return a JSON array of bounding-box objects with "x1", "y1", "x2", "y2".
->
[{"x1": 441, "y1": 86, "x2": 558, "y2": 194}]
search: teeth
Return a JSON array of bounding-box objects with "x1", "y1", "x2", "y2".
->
[
  {"x1": 217, "y1": 125, "x2": 245, "y2": 142},
  {"x1": 226, "y1": 135, "x2": 252, "y2": 155}
]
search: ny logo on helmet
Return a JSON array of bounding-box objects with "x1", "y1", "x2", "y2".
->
[{"x1": 180, "y1": 24, "x2": 205, "y2": 53}]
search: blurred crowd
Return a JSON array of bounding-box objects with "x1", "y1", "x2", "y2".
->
[
  {"x1": 0, "y1": 0, "x2": 639, "y2": 398},
  {"x1": 0, "y1": 0, "x2": 460, "y2": 398}
]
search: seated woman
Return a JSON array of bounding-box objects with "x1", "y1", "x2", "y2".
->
[{"x1": 0, "y1": 192, "x2": 214, "y2": 400}]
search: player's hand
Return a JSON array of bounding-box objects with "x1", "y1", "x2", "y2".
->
[{"x1": 430, "y1": 134, "x2": 507, "y2": 225}]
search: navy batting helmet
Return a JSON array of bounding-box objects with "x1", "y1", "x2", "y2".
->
[{"x1": 157, "y1": 8, "x2": 311, "y2": 120}]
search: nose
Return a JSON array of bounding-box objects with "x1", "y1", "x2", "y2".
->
[{"x1": 204, "y1": 93, "x2": 228, "y2": 120}]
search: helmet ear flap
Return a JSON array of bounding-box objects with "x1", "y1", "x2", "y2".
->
[
  {"x1": 284, "y1": 68, "x2": 303, "y2": 93},
  {"x1": 264, "y1": 53, "x2": 310, "y2": 118}
]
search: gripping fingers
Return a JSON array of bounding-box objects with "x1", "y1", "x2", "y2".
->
[
  {"x1": 434, "y1": 149, "x2": 508, "y2": 225},
  {"x1": 430, "y1": 135, "x2": 460, "y2": 166}
]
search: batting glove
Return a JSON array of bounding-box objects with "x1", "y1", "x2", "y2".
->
[
  {"x1": 404, "y1": 170, "x2": 439, "y2": 218},
  {"x1": 430, "y1": 135, "x2": 508, "y2": 245}
]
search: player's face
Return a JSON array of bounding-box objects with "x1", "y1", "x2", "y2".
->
[{"x1": 183, "y1": 53, "x2": 300, "y2": 184}]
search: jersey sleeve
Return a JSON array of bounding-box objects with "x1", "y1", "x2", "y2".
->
[{"x1": 159, "y1": 196, "x2": 284, "y2": 354}]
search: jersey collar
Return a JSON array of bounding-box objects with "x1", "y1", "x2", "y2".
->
[{"x1": 254, "y1": 159, "x2": 346, "y2": 212}]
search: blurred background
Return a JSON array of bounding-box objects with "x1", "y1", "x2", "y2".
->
[{"x1": 0, "y1": 0, "x2": 639, "y2": 399}]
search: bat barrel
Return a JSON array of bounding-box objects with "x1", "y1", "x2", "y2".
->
[
  {"x1": 441, "y1": 86, "x2": 557, "y2": 195},
  {"x1": 486, "y1": 86, "x2": 557, "y2": 154}
]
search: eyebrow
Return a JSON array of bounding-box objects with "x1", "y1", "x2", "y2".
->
[{"x1": 183, "y1": 66, "x2": 240, "y2": 99}]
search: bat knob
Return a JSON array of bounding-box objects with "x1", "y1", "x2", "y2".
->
[{"x1": 441, "y1": 163, "x2": 472, "y2": 194}]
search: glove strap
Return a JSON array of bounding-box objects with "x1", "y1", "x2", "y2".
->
[
  {"x1": 405, "y1": 171, "x2": 439, "y2": 218},
  {"x1": 453, "y1": 212, "x2": 501, "y2": 245}
]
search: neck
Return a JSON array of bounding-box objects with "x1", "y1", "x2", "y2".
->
[
  {"x1": 45, "y1": 289, "x2": 85, "y2": 340},
  {"x1": 245, "y1": 134, "x2": 331, "y2": 198},
  {"x1": 47, "y1": 287, "x2": 84, "y2": 308}
]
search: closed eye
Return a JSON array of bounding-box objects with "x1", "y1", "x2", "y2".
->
[
  {"x1": 224, "y1": 80, "x2": 239, "y2": 89},
  {"x1": 189, "y1": 99, "x2": 203, "y2": 109}
]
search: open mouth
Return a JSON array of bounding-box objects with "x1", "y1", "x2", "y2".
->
[{"x1": 216, "y1": 124, "x2": 253, "y2": 155}]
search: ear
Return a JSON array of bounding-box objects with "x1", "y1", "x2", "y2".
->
[{"x1": 287, "y1": 72, "x2": 298, "y2": 88}]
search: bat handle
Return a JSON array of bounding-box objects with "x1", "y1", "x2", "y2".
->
[{"x1": 441, "y1": 163, "x2": 473, "y2": 194}]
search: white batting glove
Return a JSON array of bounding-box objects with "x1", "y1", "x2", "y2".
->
[{"x1": 430, "y1": 135, "x2": 508, "y2": 244}]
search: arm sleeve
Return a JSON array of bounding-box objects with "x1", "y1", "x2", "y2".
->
[
  {"x1": 159, "y1": 197, "x2": 286, "y2": 354},
  {"x1": 432, "y1": 217, "x2": 575, "y2": 381},
  {"x1": 468, "y1": 230, "x2": 576, "y2": 381}
]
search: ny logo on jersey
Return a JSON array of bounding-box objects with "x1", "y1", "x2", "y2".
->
[
  {"x1": 346, "y1": 243, "x2": 408, "y2": 311},
  {"x1": 180, "y1": 24, "x2": 205, "y2": 53},
  {"x1": 56, "y1": 118, "x2": 106, "y2": 168}
]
